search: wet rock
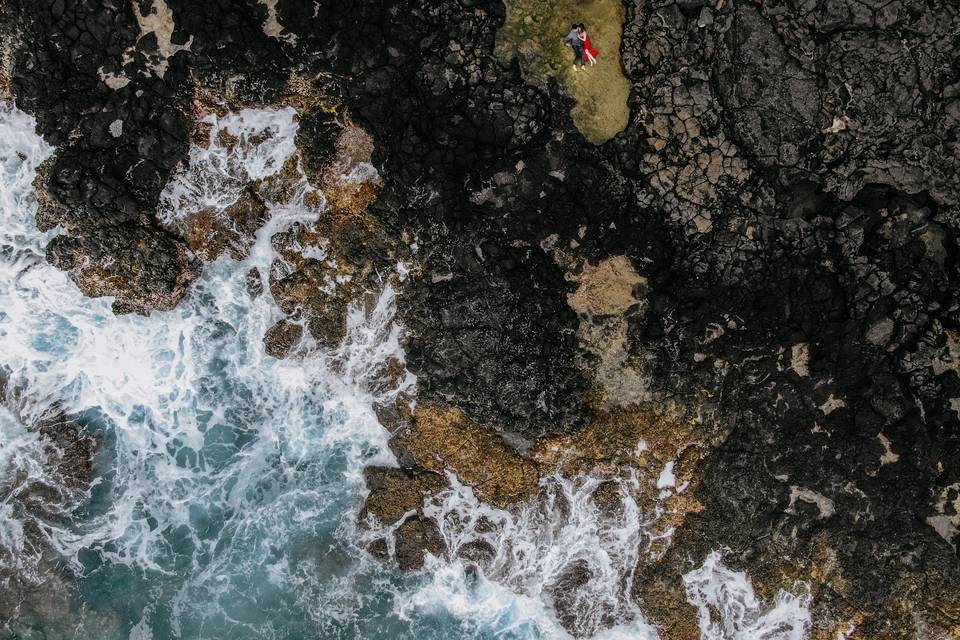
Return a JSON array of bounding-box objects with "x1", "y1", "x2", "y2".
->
[
  {"x1": 455, "y1": 538, "x2": 496, "y2": 567},
  {"x1": 183, "y1": 187, "x2": 269, "y2": 262},
  {"x1": 0, "y1": 375, "x2": 96, "y2": 509},
  {"x1": 262, "y1": 319, "x2": 303, "y2": 359},
  {"x1": 270, "y1": 214, "x2": 392, "y2": 348},
  {"x1": 360, "y1": 466, "x2": 448, "y2": 526},
  {"x1": 46, "y1": 220, "x2": 200, "y2": 315},
  {"x1": 364, "y1": 537, "x2": 389, "y2": 561},
  {"x1": 359, "y1": 467, "x2": 449, "y2": 571},
  {"x1": 294, "y1": 106, "x2": 343, "y2": 189},
  {"x1": 318, "y1": 126, "x2": 382, "y2": 216},
  {"x1": 245, "y1": 267, "x2": 264, "y2": 298},
  {"x1": 369, "y1": 396, "x2": 721, "y2": 578},
  {"x1": 545, "y1": 560, "x2": 605, "y2": 637},
  {"x1": 371, "y1": 401, "x2": 404, "y2": 433},
  {"x1": 634, "y1": 572, "x2": 700, "y2": 640},
  {"x1": 267, "y1": 143, "x2": 397, "y2": 350},
  {"x1": 0, "y1": 376, "x2": 100, "y2": 633},
  {"x1": 591, "y1": 480, "x2": 624, "y2": 516},
  {"x1": 390, "y1": 403, "x2": 541, "y2": 508},
  {"x1": 394, "y1": 516, "x2": 445, "y2": 571},
  {"x1": 5, "y1": 0, "x2": 291, "y2": 315}
]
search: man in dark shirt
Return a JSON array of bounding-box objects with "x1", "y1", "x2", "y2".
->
[{"x1": 563, "y1": 24, "x2": 586, "y2": 70}]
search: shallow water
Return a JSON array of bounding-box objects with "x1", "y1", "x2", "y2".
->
[{"x1": 0, "y1": 103, "x2": 811, "y2": 640}]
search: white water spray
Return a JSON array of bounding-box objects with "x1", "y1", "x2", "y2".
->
[
  {"x1": 406, "y1": 472, "x2": 660, "y2": 639},
  {"x1": 0, "y1": 103, "x2": 403, "y2": 636},
  {"x1": 684, "y1": 551, "x2": 812, "y2": 640}
]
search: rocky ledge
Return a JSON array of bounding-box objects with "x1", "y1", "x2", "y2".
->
[
  {"x1": 3, "y1": 0, "x2": 959, "y2": 637},
  {"x1": 0, "y1": 370, "x2": 101, "y2": 635}
]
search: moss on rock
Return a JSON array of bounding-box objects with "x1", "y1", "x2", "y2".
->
[
  {"x1": 496, "y1": 0, "x2": 631, "y2": 144},
  {"x1": 391, "y1": 404, "x2": 541, "y2": 508}
]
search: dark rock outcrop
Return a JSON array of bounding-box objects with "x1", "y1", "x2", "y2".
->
[
  {"x1": 0, "y1": 372, "x2": 98, "y2": 634},
  {"x1": 359, "y1": 466, "x2": 449, "y2": 571},
  {"x1": 7, "y1": 0, "x2": 290, "y2": 314}
]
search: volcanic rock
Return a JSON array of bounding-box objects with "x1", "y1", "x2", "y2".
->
[
  {"x1": 183, "y1": 186, "x2": 269, "y2": 262},
  {"x1": 262, "y1": 319, "x2": 303, "y2": 359},
  {"x1": 394, "y1": 516, "x2": 445, "y2": 571}
]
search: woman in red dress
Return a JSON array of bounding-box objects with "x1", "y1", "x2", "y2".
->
[{"x1": 577, "y1": 24, "x2": 599, "y2": 66}]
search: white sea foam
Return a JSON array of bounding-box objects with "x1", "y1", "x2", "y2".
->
[
  {"x1": 391, "y1": 472, "x2": 662, "y2": 639},
  {"x1": 0, "y1": 104, "x2": 60, "y2": 580},
  {"x1": 390, "y1": 469, "x2": 814, "y2": 640},
  {"x1": 0, "y1": 103, "x2": 403, "y2": 635},
  {"x1": 0, "y1": 406, "x2": 45, "y2": 575},
  {"x1": 656, "y1": 461, "x2": 676, "y2": 489},
  {"x1": 158, "y1": 107, "x2": 306, "y2": 226},
  {"x1": 684, "y1": 551, "x2": 812, "y2": 640}
]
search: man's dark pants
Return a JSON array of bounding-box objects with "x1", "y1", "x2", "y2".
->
[{"x1": 572, "y1": 45, "x2": 584, "y2": 66}]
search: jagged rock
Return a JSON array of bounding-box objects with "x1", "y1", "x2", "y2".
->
[
  {"x1": 46, "y1": 220, "x2": 200, "y2": 315},
  {"x1": 245, "y1": 266, "x2": 263, "y2": 298},
  {"x1": 456, "y1": 539, "x2": 496, "y2": 567},
  {"x1": 545, "y1": 559, "x2": 603, "y2": 636},
  {"x1": 0, "y1": 374, "x2": 99, "y2": 633},
  {"x1": 360, "y1": 466, "x2": 448, "y2": 526},
  {"x1": 359, "y1": 466, "x2": 448, "y2": 570},
  {"x1": 268, "y1": 203, "x2": 396, "y2": 349},
  {"x1": 294, "y1": 106, "x2": 343, "y2": 190},
  {"x1": 262, "y1": 319, "x2": 303, "y2": 359},
  {"x1": 7, "y1": 0, "x2": 290, "y2": 315},
  {"x1": 183, "y1": 187, "x2": 268, "y2": 262},
  {"x1": 372, "y1": 398, "x2": 410, "y2": 433},
  {"x1": 317, "y1": 126, "x2": 382, "y2": 216},
  {"x1": 389, "y1": 403, "x2": 541, "y2": 508},
  {"x1": 591, "y1": 480, "x2": 624, "y2": 516},
  {"x1": 394, "y1": 516, "x2": 445, "y2": 571}
]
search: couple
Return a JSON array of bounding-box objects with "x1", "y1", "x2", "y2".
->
[{"x1": 563, "y1": 23, "x2": 599, "y2": 70}]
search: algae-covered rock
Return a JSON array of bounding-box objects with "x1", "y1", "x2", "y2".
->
[
  {"x1": 46, "y1": 220, "x2": 201, "y2": 316},
  {"x1": 496, "y1": 0, "x2": 631, "y2": 143},
  {"x1": 263, "y1": 319, "x2": 303, "y2": 359},
  {"x1": 268, "y1": 211, "x2": 395, "y2": 349},
  {"x1": 394, "y1": 516, "x2": 445, "y2": 571},
  {"x1": 359, "y1": 466, "x2": 449, "y2": 571},
  {"x1": 360, "y1": 466, "x2": 448, "y2": 526},
  {"x1": 267, "y1": 120, "x2": 398, "y2": 351},
  {"x1": 183, "y1": 187, "x2": 269, "y2": 262},
  {"x1": 391, "y1": 404, "x2": 541, "y2": 508}
]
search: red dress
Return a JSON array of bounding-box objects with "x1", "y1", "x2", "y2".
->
[{"x1": 579, "y1": 34, "x2": 600, "y2": 61}]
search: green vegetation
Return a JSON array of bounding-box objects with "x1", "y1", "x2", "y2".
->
[{"x1": 496, "y1": 0, "x2": 631, "y2": 144}]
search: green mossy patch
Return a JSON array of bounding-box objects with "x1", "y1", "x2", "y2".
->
[{"x1": 496, "y1": 0, "x2": 631, "y2": 144}]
